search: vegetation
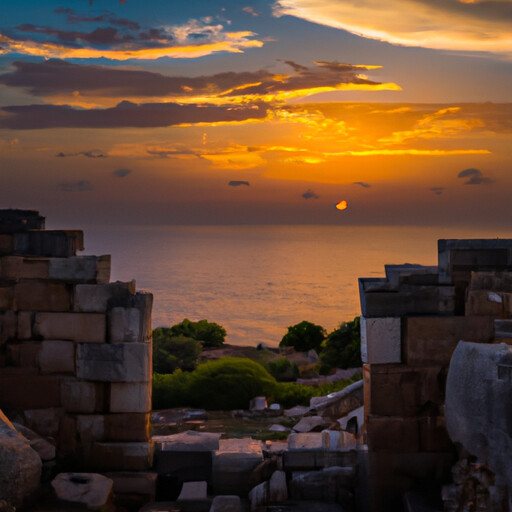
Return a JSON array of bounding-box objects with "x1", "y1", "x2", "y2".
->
[
  {"x1": 169, "y1": 318, "x2": 227, "y2": 347},
  {"x1": 153, "y1": 329, "x2": 202, "y2": 373},
  {"x1": 319, "y1": 317, "x2": 362, "y2": 374},
  {"x1": 266, "y1": 356, "x2": 299, "y2": 382},
  {"x1": 279, "y1": 320, "x2": 326, "y2": 352}
]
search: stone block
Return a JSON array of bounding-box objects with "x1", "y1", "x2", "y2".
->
[
  {"x1": 96, "y1": 255, "x2": 111, "y2": 284},
  {"x1": 6, "y1": 341, "x2": 41, "y2": 367},
  {"x1": 61, "y1": 379, "x2": 105, "y2": 413},
  {"x1": 0, "y1": 285, "x2": 14, "y2": 309},
  {"x1": 17, "y1": 311, "x2": 33, "y2": 340},
  {"x1": 155, "y1": 431, "x2": 222, "y2": 452},
  {"x1": 76, "y1": 342, "x2": 151, "y2": 382},
  {"x1": 110, "y1": 382, "x2": 151, "y2": 413},
  {"x1": 108, "y1": 291, "x2": 153, "y2": 343},
  {"x1": 178, "y1": 481, "x2": 208, "y2": 500},
  {"x1": 23, "y1": 407, "x2": 63, "y2": 438},
  {"x1": 90, "y1": 442, "x2": 153, "y2": 471},
  {"x1": 364, "y1": 364, "x2": 446, "y2": 417},
  {"x1": 209, "y1": 495, "x2": 241, "y2": 512},
  {"x1": 469, "y1": 271, "x2": 512, "y2": 292},
  {"x1": 14, "y1": 280, "x2": 71, "y2": 311},
  {"x1": 0, "y1": 311, "x2": 17, "y2": 344},
  {"x1": 0, "y1": 369, "x2": 61, "y2": 409},
  {"x1": 103, "y1": 471, "x2": 157, "y2": 500},
  {"x1": 0, "y1": 233, "x2": 14, "y2": 254},
  {"x1": 269, "y1": 470, "x2": 288, "y2": 502},
  {"x1": 282, "y1": 450, "x2": 357, "y2": 471},
  {"x1": 49, "y1": 256, "x2": 99, "y2": 282},
  {"x1": 290, "y1": 467, "x2": 355, "y2": 504},
  {"x1": 154, "y1": 450, "x2": 213, "y2": 481},
  {"x1": 38, "y1": 340, "x2": 75, "y2": 374},
  {"x1": 418, "y1": 416, "x2": 452, "y2": 453},
  {"x1": 51, "y1": 473, "x2": 113, "y2": 510},
  {"x1": 404, "y1": 316, "x2": 495, "y2": 366},
  {"x1": 366, "y1": 415, "x2": 420, "y2": 453},
  {"x1": 360, "y1": 317, "x2": 401, "y2": 364},
  {"x1": 466, "y1": 290, "x2": 507, "y2": 317},
  {"x1": 34, "y1": 312, "x2": 106, "y2": 342},
  {"x1": 0, "y1": 255, "x2": 49, "y2": 280},
  {"x1": 57, "y1": 415, "x2": 77, "y2": 458},
  {"x1": 73, "y1": 281, "x2": 135, "y2": 313},
  {"x1": 495, "y1": 319, "x2": 512, "y2": 339},
  {"x1": 104, "y1": 413, "x2": 150, "y2": 442},
  {"x1": 76, "y1": 415, "x2": 105, "y2": 453},
  {"x1": 13, "y1": 230, "x2": 81, "y2": 258}
]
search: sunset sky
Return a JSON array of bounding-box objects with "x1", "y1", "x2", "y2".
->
[{"x1": 1, "y1": 0, "x2": 511, "y2": 228}]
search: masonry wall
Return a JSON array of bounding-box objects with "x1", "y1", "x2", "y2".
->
[
  {"x1": 0, "y1": 209, "x2": 153, "y2": 471},
  {"x1": 359, "y1": 239, "x2": 512, "y2": 511}
]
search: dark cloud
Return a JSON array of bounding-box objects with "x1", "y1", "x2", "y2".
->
[
  {"x1": 57, "y1": 180, "x2": 93, "y2": 192},
  {"x1": 353, "y1": 181, "x2": 371, "y2": 188},
  {"x1": 56, "y1": 150, "x2": 106, "y2": 158},
  {"x1": 0, "y1": 59, "x2": 389, "y2": 100},
  {"x1": 429, "y1": 187, "x2": 445, "y2": 195},
  {"x1": 457, "y1": 168, "x2": 493, "y2": 185},
  {"x1": 302, "y1": 189, "x2": 319, "y2": 199},
  {"x1": 113, "y1": 168, "x2": 132, "y2": 178},
  {"x1": 54, "y1": 7, "x2": 140, "y2": 30},
  {"x1": 0, "y1": 101, "x2": 268, "y2": 130},
  {"x1": 229, "y1": 180, "x2": 250, "y2": 187},
  {"x1": 146, "y1": 148, "x2": 199, "y2": 158}
]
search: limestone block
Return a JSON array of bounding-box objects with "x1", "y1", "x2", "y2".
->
[
  {"x1": 76, "y1": 415, "x2": 105, "y2": 452},
  {"x1": 248, "y1": 481, "x2": 268, "y2": 511},
  {"x1": 154, "y1": 449, "x2": 213, "y2": 482},
  {"x1": 34, "y1": 312, "x2": 106, "y2": 342},
  {"x1": 73, "y1": 281, "x2": 135, "y2": 313},
  {"x1": 6, "y1": 341, "x2": 40, "y2": 367},
  {"x1": 38, "y1": 340, "x2": 75, "y2": 374},
  {"x1": 17, "y1": 311, "x2": 32, "y2": 340},
  {"x1": 283, "y1": 450, "x2": 357, "y2": 471},
  {"x1": 404, "y1": 316, "x2": 495, "y2": 366},
  {"x1": 360, "y1": 317, "x2": 401, "y2": 364},
  {"x1": 48, "y1": 255, "x2": 98, "y2": 281},
  {"x1": 0, "y1": 256, "x2": 49, "y2": 280},
  {"x1": 0, "y1": 311, "x2": 17, "y2": 344},
  {"x1": 364, "y1": 364, "x2": 446, "y2": 417},
  {"x1": 14, "y1": 280, "x2": 71, "y2": 311},
  {"x1": 61, "y1": 379, "x2": 104, "y2": 413},
  {"x1": 109, "y1": 307, "x2": 142, "y2": 342},
  {"x1": 104, "y1": 413, "x2": 150, "y2": 442},
  {"x1": 0, "y1": 370, "x2": 61, "y2": 409},
  {"x1": 495, "y1": 319, "x2": 512, "y2": 339},
  {"x1": 96, "y1": 255, "x2": 111, "y2": 284},
  {"x1": 0, "y1": 234, "x2": 14, "y2": 254},
  {"x1": 110, "y1": 382, "x2": 151, "y2": 413},
  {"x1": 466, "y1": 290, "x2": 507, "y2": 317},
  {"x1": 366, "y1": 415, "x2": 420, "y2": 453},
  {"x1": 0, "y1": 410, "x2": 42, "y2": 509},
  {"x1": 76, "y1": 342, "x2": 151, "y2": 382},
  {"x1": 0, "y1": 285, "x2": 13, "y2": 310},
  {"x1": 209, "y1": 495, "x2": 241, "y2": 512},
  {"x1": 155, "y1": 430, "x2": 222, "y2": 452},
  {"x1": 51, "y1": 473, "x2": 113, "y2": 510},
  {"x1": 292, "y1": 416, "x2": 329, "y2": 433},
  {"x1": 23, "y1": 407, "x2": 63, "y2": 438},
  {"x1": 469, "y1": 271, "x2": 512, "y2": 292},
  {"x1": 418, "y1": 416, "x2": 452, "y2": 453},
  {"x1": 269, "y1": 470, "x2": 288, "y2": 502},
  {"x1": 90, "y1": 441, "x2": 153, "y2": 471},
  {"x1": 103, "y1": 471, "x2": 157, "y2": 500},
  {"x1": 446, "y1": 341, "x2": 512, "y2": 489},
  {"x1": 178, "y1": 480, "x2": 208, "y2": 500},
  {"x1": 309, "y1": 379, "x2": 364, "y2": 420},
  {"x1": 13, "y1": 422, "x2": 56, "y2": 461},
  {"x1": 13, "y1": 230, "x2": 81, "y2": 258},
  {"x1": 287, "y1": 433, "x2": 323, "y2": 450}
]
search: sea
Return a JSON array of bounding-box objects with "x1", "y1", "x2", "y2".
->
[{"x1": 79, "y1": 224, "x2": 512, "y2": 347}]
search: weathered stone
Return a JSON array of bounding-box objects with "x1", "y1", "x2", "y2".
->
[
  {"x1": 13, "y1": 230, "x2": 82, "y2": 258},
  {"x1": 284, "y1": 405, "x2": 309, "y2": 417},
  {"x1": 104, "y1": 413, "x2": 150, "y2": 442},
  {"x1": 0, "y1": 209, "x2": 45, "y2": 233},
  {"x1": 17, "y1": 311, "x2": 32, "y2": 339},
  {"x1": 49, "y1": 256, "x2": 98, "y2": 282},
  {"x1": 248, "y1": 481, "x2": 268, "y2": 511},
  {"x1": 108, "y1": 291, "x2": 152, "y2": 342},
  {"x1": 360, "y1": 316, "x2": 401, "y2": 364},
  {"x1": 34, "y1": 312, "x2": 106, "y2": 342},
  {"x1": 13, "y1": 422, "x2": 56, "y2": 461},
  {"x1": 0, "y1": 410, "x2": 42, "y2": 509},
  {"x1": 404, "y1": 316, "x2": 494, "y2": 366},
  {"x1": 6, "y1": 341, "x2": 40, "y2": 367},
  {"x1": 0, "y1": 370, "x2": 61, "y2": 409},
  {"x1": 209, "y1": 495, "x2": 241, "y2": 512},
  {"x1": 269, "y1": 470, "x2": 288, "y2": 502},
  {"x1": 73, "y1": 281, "x2": 135, "y2": 313},
  {"x1": 249, "y1": 396, "x2": 267, "y2": 411},
  {"x1": 155, "y1": 431, "x2": 222, "y2": 452},
  {"x1": 38, "y1": 340, "x2": 75, "y2": 374},
  {"x1": 287, "y1": 432, "x2": 323, "y2": 450},
  {"x1": 103, "y1": 471, "x2": 157, "y2": 500},
  {"x1": 0, "y1": 311, "x2": 17, "y2": 344},
  {"x1": 494, "y1": 319, "x2": 512, "y2": 340},
  {"x1": 309, "y1": 379, "x2": 363, "y2": 420},
  {"x1": 446, "y1": 341, "x2": 512, "y2": 489},
  {"x1": 337, "y1": 406, "x2": 364, "y2": 434},
  {"x1": 23, "y1": 407, "x2": 63, "y2": 438},
  {"x1": 366, "y1": 415, "x2": 420, "y2": 453},
  {"x1": 90, "y1": 442, "x2": 153, "y2": 471},
  {"x1": 110, "y1": 382, "x2": 151, "y2": 413},
  {"x1": 178, "y1": 480, "x2": 208, "y2": 500},
  {"x1": 96, "y1": 255, "x2": 111, "y2": 284},
  {"x1": 468, "y1": 271, "x2": 512, "y2": 292},
  {"x1": 61, "y1": 379, "x2": 104, "y2": 413},
  {"x1": 0, "y1": 234, "x2": 14, "y2": 254},
  {"x1": 293, "y1": 416, "x2": 329, "y2": 433},
  {"x1": 0, "y1": 256, "x2": 49, "y2": 280},
  {"x1": 51, "y1": 472, "x2": 113, "y2": 510},
  {"x1": 466, "y1": 290, "x2": 507, "y2": 317},
  {"x1": 283, "y1": 449, "x2": 357, "y2": 471},
  {"x1": 76, "y1": 342, "x2": 151, "y2": 382},
  {"x1": 0, "y1": 285, "x2": 13, "y2": 310}
]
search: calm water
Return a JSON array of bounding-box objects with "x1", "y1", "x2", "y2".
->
[{"x1": 80, "y1": 225, "x2": 512, "y2": 347}]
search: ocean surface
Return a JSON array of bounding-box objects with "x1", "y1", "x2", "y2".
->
[{"x1": 79, "y1": 224, "x2": 512, "y2": 347}]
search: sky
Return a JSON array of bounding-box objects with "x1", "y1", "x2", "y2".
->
[{"x1": 1, "y1": 0, "x2": 511, "y2": 228}]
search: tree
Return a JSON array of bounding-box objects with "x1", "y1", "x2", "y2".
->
[
  {"x1": 319, "y1": 317, "x2": 361, "y2": 373},
  {"x1": 169, "y1": 318, "x2": 227, "y2": 347},
  {"x1": 279, "y1": 320, "x2": 326, "y2": 352},
  {"x1": 153, "y1": 328, "x2": 202, "y2": 373}
]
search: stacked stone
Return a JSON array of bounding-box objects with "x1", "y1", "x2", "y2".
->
[
  {"x1": 359, "y1": 240, "x2": 512, "y2": 511},
  {"x1": 0, "y1": 209, "x2": 153, "y2": 472}
]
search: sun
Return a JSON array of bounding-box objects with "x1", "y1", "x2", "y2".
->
[{"x1": 335, "y1": 200, "x2": 348, "y2": 210}]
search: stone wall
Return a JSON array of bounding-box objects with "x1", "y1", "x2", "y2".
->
[
  {"x1": 359, "y1": 239, "x2": 512, "y2": 511},
  {"x1": 0, "y1": 209, "x2": 153, "y2": 471}
]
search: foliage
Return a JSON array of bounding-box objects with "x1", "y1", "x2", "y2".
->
[
  {"x1": 152, "y1": 370, "x2": 193, "y2": 409},
  {"x1": 153, "y1": 329, "x2": 203, "y2": 374},
  {"x1": 266, "y1": 357, "x2": 299, "y2": 382},
  {"x1": 319, "y1": 317, "x2": 362, "y2": 374},
  {"x1": 279, "y1": 320, "x2": 326, "y2": 352},
  {"x1": 169, "y1": 318, "x2": 227, "y2": 347}
]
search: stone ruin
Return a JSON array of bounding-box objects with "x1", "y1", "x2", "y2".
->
[{"x1": 0, "y1": 209, "x2": 153, "y2": 508}]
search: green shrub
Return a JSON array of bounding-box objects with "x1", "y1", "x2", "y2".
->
[
  {"x1": 279, "y1": 321, "x2": 326, "y2": 352},
  {"x1": 169, "y1": 318, "x2": 226, "y2": 347},
  {"x1": 266, "y1": 357, "x2": 299, "y2": 382},
  {"x1": 153, "y1": 329, "x2": 202, "y2": 373},
  {"x1": 152, "y1": 370, "x2": 193, "y2": 409},
  {"x1": 319, "y1": 317, "x2": 362, "y2": 374}
]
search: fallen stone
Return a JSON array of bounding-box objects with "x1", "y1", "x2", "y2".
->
[
  {"x1": 248, "y1": 481, "x2": 268, "y2": 511},
  {"x1": 269, "y1": 470, "x2": 288, "y2": 502},
  {"x1": 178, "y1": 481, "x2": 208, "y2": 500},
  {"x1": 337, "y1": 405, "x2": 364, "y2": 434},
  {"x1": 155, "y1": 430, "x2": 222, "y2": 451},
  {"x1": 283, "y1": 405, "x2": 309, "y2": 417},
  {"x1": 12, "y1": 422, "x2": 56, "y2": 461},
  {"x1": 292, "y1": 416, "x2": 329, "y2": 433},
  {"x1": 103, "y1": 471, "x2": 157, "y2": 500},
  {"x1": 269, "y1": 424, "x2": 290, "y2": 432},
  {"x1": 250, "y1": 396, "x2": 267, "y2": 411},
  {"x1": 51, "y1": 472, "x2": 113, "y2": 510},
  {"x1": 209, "y1": 495, "x2": 241, "y2": 512}
]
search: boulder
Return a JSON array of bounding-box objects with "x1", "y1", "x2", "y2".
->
[
  {"x1": 13, "y1": 422, "x2": 56, "y2": 461},
  {"x1": 0, "y1": 410, "x2": 42, "y2": 509},
  {"x1": 51, "y1": 472, "x2": 113, "y2": 510}
]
